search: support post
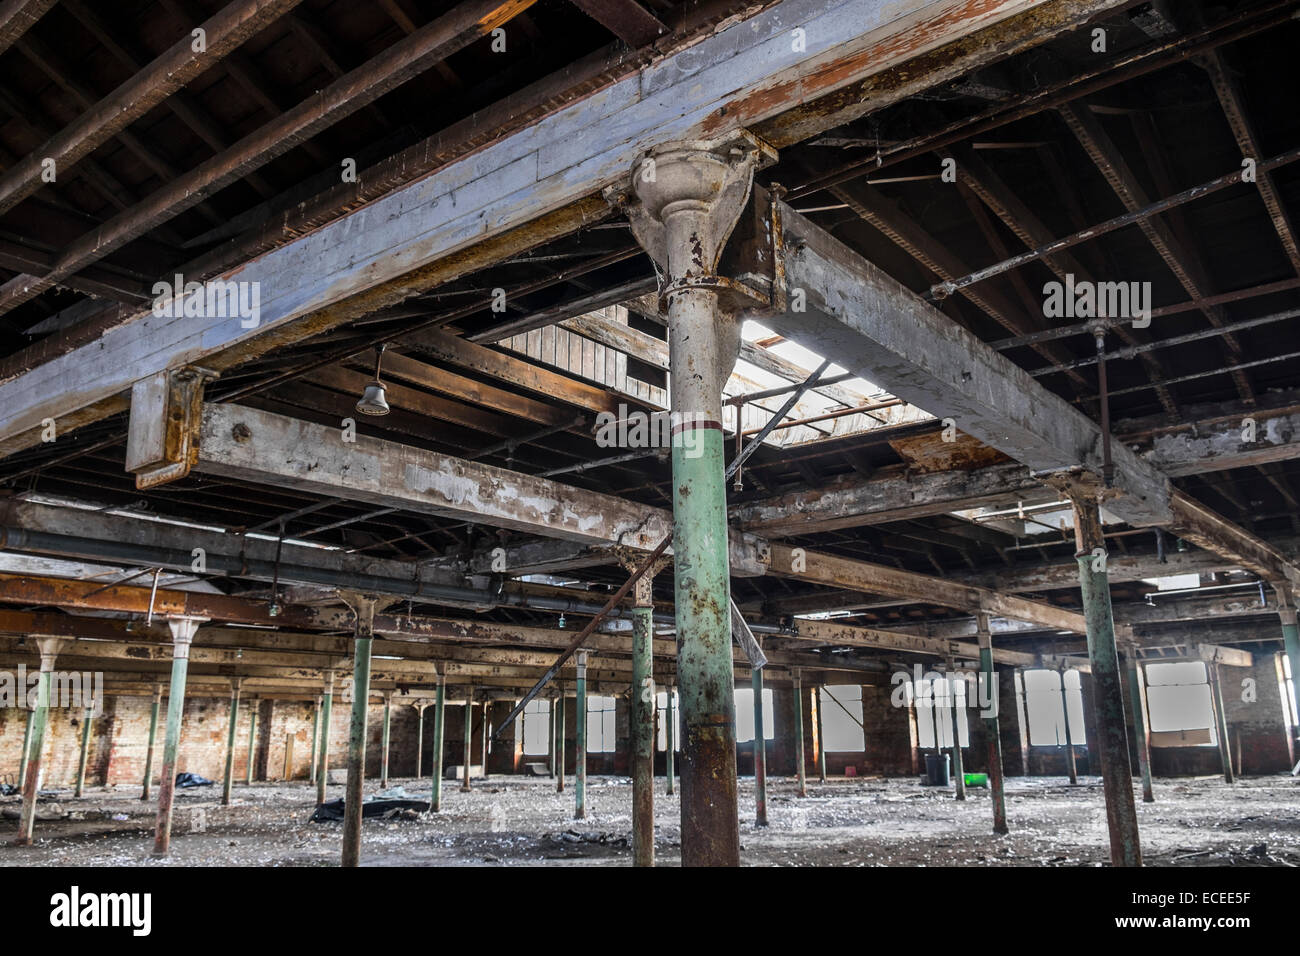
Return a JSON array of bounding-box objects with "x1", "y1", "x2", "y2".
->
[
  {"x1": 556, "y1": 685, "x2": 566, "y2": 793},
  {"x1": 414, "y1": 703, "x2": 426, "y2": 780},
  {"x1": 948, "y1": 667, "x2": 966, "y2": 801},
  {"x1": 316, "y1": 670, "x2": 334, "y2": 806},
  {"x1": 817, "y1": 685, "x2": 828, "y2": 782},
  {"x1": 380, "y1": 692, "x2": 392, "y2": 788},
  {"x1": 1124, "y1": 651, "x2": 1154, "y2": 803},
  {"x1": 1208, "y1": 660, "x2": 1235, "y2": 784},
  {"x1": 245, "y1": 700, "x2": 258, "y2": 786},
  {"x1": 548, "y1": 694, "x2": 556, "y2": 778},
  {"x1": 17, "y1": 703, "x2": 32, "y2": 790},
  {"x1": 1061, "y1": 667, "x2": 1078, "y2": 785},
  {"x1": 977, "y1": 614, "x2": 1008, "y2": 834},
  {"x1": 310, "y1": 694, "x2": 322, "y2": 786},
  {"x1": 141, "y1": 684, "x2": 162, "y2": 800},
  {"x1": 1070, "y1": 492, "x2": 1141, "y2": 866},
  {"x1": 627, "y1": 138, "x2": 761, "y2": 867},
  {"x1": 153, "y1": 617, "x2": 202, "y2": 856},
  {"x1": 15, "y1": 637, "x2": 63, "y2": 845},
  {"x1": 1276, "y1": 590, "x2": 1300, "y2": 732},
  {"x1": 430, "y1": 675, "x2": 446, "y2": 811},
  {"x1": 481, "y1": 700, "x2": 489, "y2": 780},
  {"x1": 629, "y1": 571, "x2": 657, "y2": 864},
  {"x1": 752, "y1": 664, "x2": 768, "y2": 826},
  {"x1": 339, "y1": 591, "x2": 377, "y2": 868},
  {"x1": 665, "y1": 681, "x2": 675, "y2": 795},
  {"x1": 75, "y1": 706, "x2": 93, "y2": 798},
  {"x1": 575, "y1": 650, "x2": 588, "y2": 820},
  {"x1": 794, "y1": 670, "x2": 807, "y2": 797},
  {"x1": 461, "y1": 697, "x2": 473, "y2": 792},
  {"x1": 222, "y1": 679, "x2": 240, "y2": 806}
]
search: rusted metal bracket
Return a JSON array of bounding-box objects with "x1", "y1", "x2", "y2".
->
[{"x1": 125, "y1": 366, "x2": 217, "y2": 490}]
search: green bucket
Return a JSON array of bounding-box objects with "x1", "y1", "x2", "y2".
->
[{"x1": 963, "y1": 772, "x2": 989, "y2": 788}]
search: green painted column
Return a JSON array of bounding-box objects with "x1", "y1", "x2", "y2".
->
[
  {"x1": 1072, "y1": 495, "x2": 1141, "y2": 866},
  {"x1": 430, "y1": 676, "x2": 446, "y2": 812},
  {"x1": 141, "y1": 684, "x2": 162, "y2": 801},
  {"x1": 17, "y1": 703, "x2": 32, "y2": 790},
  {"x1": 575, "y1": 650, "x2": 588, "y2": 820},
  {"x1": 153, "y1": 618, "x2": 199, "y2": 856},
  {"x1": 75, "y1": 706, "x2": 93, "y2": 798},
  {"x1": 793, "y1": 671, "x2": 807, "y2": 797},
  {"x1": 977, "y1": 615, "x2": 1008, "y2": 834},
  {"x1": 948, "y1": 673, "x2": 966, "y2": 800},
  {"x1": 341, "y1": 594, "x2": 376, "y2": 868},
  {"x1": 665, "y1": 682, "x2": 675, "y2": 796},
  {"x1": 316, "y1": 671, "x2": 334, "y2": 807},
  {"x1": 1060, "y1": 670, "x2": 1078, "y2": 785},
  {"x1": 752, "y1": 665, "x2": 768, "y2": 827},
  {"x1": 547, "y1": 696, "x2": 556, "y2": 778},
  {"x1": 1208, "y1": 661, "x2": 1235, "y2": 784},
  {"x1": 630, "y1": 577, "x2": 655, "y2": 864},
  {"x1": 221, "y1": 680, "x2": 240, "y2": 806},
  {"x1": 1278, "y1": 600, "x2": 1300, "y2": 733},
  {"x1": 309, "y1": 695, "x2": 322, "y2": 786},
  {"x1": 414, "y1": 704, "x2": 426, "y2": 780},
  {"x1": 461, "y1": 698, "x2": 473, "y2": 793},
  {"x1": 1124, "y1": 652, "x2": 1154, "y2": 803},
  {"x1": 245, "y1": 701, "x2": 258, "y2": 786},
  {"x1": 380, "y1": 693, "x2": 392, "y2": 788},
  {"x1": 17, "y1": 638, "x2": 61, "y2": 845},
  {"x1": 555, "y1": 685, "x2": 566, "y2": 793}
]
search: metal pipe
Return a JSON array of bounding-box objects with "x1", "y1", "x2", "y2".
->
[
  {"x1": 1072, "y1": 495, "x2": 1141, "y2": 866},
  {"x1": 752, "y1": 665, "x2": 768, "y2": 826},
  {"x1": 794, "y1": 671, "x2": 807, "y2": 798},
  {"x1": 575, "y1": 650, "x2": 588, "y2": 820},
  {"x1": 738, "y1": 397, "x2": 903, "y2": 436},
  {"x1": 430, "y1": 675, "x2": 445, "y2": 811},
  {"x1": 75, "y1": 706, "x2": 93, "y2": 798},
  {"x1": 977, "y1": 615, "x2": 1008, "y2": 834},
  {"x1": 316, "y1": 671, "x2": 334, "y2": 807},
  {"x1": 1124, "y1": 653, "x2": 1154, "y2": 803},
  {"x1": 153, "y1": 618, "x2": 199, "y2": 855},
  {"x1": 141, "y1": 684, "x2": 161, "y2": 800},
  {"x1": 222, "y1": 680, "x2": 240, "y2": 805}
]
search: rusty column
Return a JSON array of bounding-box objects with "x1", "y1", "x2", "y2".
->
[
  {"x1": 1124, "y1": 651, "x2": 1155, "y2": 803},
  {"x1": 575, "y1": 650, "x2": 588, "y2": 820},
  {"x1": 977, "y1": 614, "x2": 1008, "y2": 834},
  {"x1": 222, "y1": 679, "x2": 241, "y2": 806},
  {"x1": 339, "y1": 591, "x2": 378, "y2": 868},
  {"x1": 1060, "y1": 666, "x2": 1078, "y2": 785},
  {"x1": 665, "y1": 681, "x2": 675, "y2": 795},
  {"x1": 141, "y1": 684, "x2": 162, "y2": 800},
  {"x1": 630, "y1": 571, "x2": 657, "y2": 863},
  {"x1": 626, "y1": 137, "x2": 762, "y2": 867},
  {"x1": 17, "y1": 702, "x2": 32, "y2": 791},
  {"x1": 547, "y1": 693, "x2": 556, "y2": 778},
  {"x1": 309, "y1": 694, "x2": 322, "y2": 787},
  {"x1": 414, "y1": 703, "x2": 427, "y2": 780},
  {"x1": 947, "y1": 667, "x2": 966, "y2": 801},
  {"x1": 15, "y1": 636, "x2": 63, "y2": 846},
  {"x1": 462, "y1": 696, "x2": 473, "y2": 793},
  {"x1": 481, "y1": 700, "x2": 490, "y2": 781},
  {"x1": 1070, "y1": 492, "x2": 1141, "y2": 866},
  {"x1": 430, "y1": 674, "x2": 446, "y2": 811},
  {"x1": 380, "y1": 692, "x2": 392, "y2": 788},
  {"x1": 153, "y1": 616, "x2": 202, "y2": 856},
  {"x1": 74, "y1": 705, "x2": 93, "y2": 798},
  {"x1": 1277, "y1": 589, "x2": 1300, "y2": 722},
  {"x1": 1207, "y1": 660, "x2": 1235, "y2": 784},
  {"x1": 793, "y1": 669, "x2": 807, "y2": 797},
  {"x1": 244, "y1": 699, "x2": 258, "y2": 786},
  {"x1": 316, "y1": 670, "x2": 335, "y2": 806}
]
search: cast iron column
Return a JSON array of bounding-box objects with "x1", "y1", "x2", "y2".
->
[
  {"x1": 316, "y1": 670, "x2": 335, "y2": 806},
  {"x1": 556, "y1": 685, "x2": 566, "y2": 792},
  {"x1": 977, "y1": 614, "x2": 1008, "y2": 834},
  {"x1": 1060, "y1": 667, "x2": 1078, "y2": 785},
  {"x1": 75, "y1": 705, "x2": 93, "y2": 798},
  {"x1": 222, "y1": 679, "x2": 240, "y2": 806},
  {"x1": 414, "y1": 703, "x2": 426, "y2": 780},
  {"x1": 547, "y1": 693, "x2": 556, "y2": 778},
  {"x1": 481, "y1": 700, "x2": 490, "y2": 780},
  {"x1": 430, "y1": 675, "x2": 446, "y2": 811},
  {"x1": 752, "y1": 664, "x2": 768, "y2": 826},
  {"x1": 665, "y1": 680, "x2": 675, "y2": 795},
  {"x1": 462, "y1": 697, "x2": 473, "y2": 792},
  {"x1": 816, "y1": 685, "x2": 828, "y2": 782},
  {"x1": 948, "y1": 669, "x2": 966, "y2": 800},
  {"x1": 793, "y1": 669, "x2": 807, "y2": 797},
  {"x1": 310, "y1": 695, "x2": 322, "y2": 786},
  {"x1": 141, "y1": 684, "x2": 162, "y2": 800},
  {"x1": 380, "y1": 692, "x2": 392, "y2": 788},
  {"x1": 1123, "y1": 650, "x2": 1154, "y2": 802},
  {"x1": 245, "y1": 699, "x2": 258, "y2": 786},
  {"x1": 153, "y1": 617, "x2": 202, "y2": 855},
  {"x1": 1207, "y1": 660, "x2": 1235, "y2": 784},
  {"x1": 628, "y1": 138, "x2": 760, "y2": 866},
  {"x1": 629, "y1": 570, "x2": 658, "y2": 864},
  {"x1": 340, "y1": 592, "x2": 377, "y2": 868},
  {"x1": 1070, "y1": 493, "x2": 1141, "y2": 866},
  {"x1": 575, "y1": 650, "x2": 588, "y2": 820},
  {"x1": 17, "y1": 702, "x2": 32, "y2": 790},
  {"x1": 1277, "y1": 590, "x2": 1300, "y2": 723},
  {"x1": 15, "y1": 637, "x2": 63, "y2": 845}
]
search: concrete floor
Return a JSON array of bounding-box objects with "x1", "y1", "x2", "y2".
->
[{"x1": 3, "y1": 773, "x2": 1298, "y2": 866}]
